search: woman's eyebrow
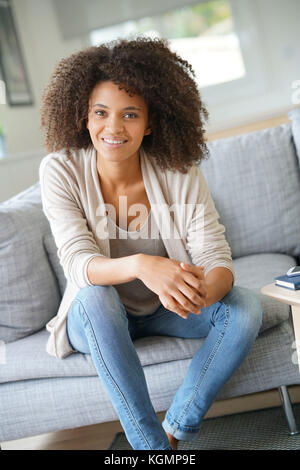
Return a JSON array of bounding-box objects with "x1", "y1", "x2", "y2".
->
[{"x1": 93, "y1": 103, "x2": 142, "y2": 110}]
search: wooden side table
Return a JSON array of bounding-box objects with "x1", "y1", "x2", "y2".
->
[{"x1": 261, "y1": 283, "x2": 300, "y2": 435}]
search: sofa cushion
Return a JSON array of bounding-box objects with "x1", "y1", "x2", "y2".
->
[
  {"x1": 233, "y1": 252, "x2": 296, "y2": 293},
  {"x1": 1, "y1": 252, "x2": 293, "y2": 385},
  {"x1": 289, "y1": 108, "x2": 300, "y2": 162},
  {"x1": 233, "y1": 252, "x2": 295, "y2": 331},
  {"x1": 43, "y1": 232, "x2": 67, "y2": 297},
  {"x1": 201, "y1": 120, "x2": 300, "y2": 259},
  {"x1": 0, "y1": 183, "x2": 61, "y2": 343},
  {"x1": 0, "y1": 329, "x2": 202, "y2": 384}
]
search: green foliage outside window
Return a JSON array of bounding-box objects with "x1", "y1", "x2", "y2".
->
[{"x1": 132, "y1": 0, "x2": 231, "y2": 39}]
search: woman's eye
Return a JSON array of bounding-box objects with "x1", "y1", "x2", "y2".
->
[
  {"x1": 94, "y1": 111, "x2": 137, "y2": 119},
  {"x1": 124, "y1": 113, "x2": 137, "y2": 119}
]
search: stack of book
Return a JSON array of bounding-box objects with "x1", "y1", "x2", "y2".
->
[{"x1": 274, "y1": 274, "x2": 300, "y2": 290}]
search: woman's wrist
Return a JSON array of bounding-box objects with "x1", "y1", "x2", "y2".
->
[
  {"x1": 133, "y1": 253, "x2": 147, "y2": 280},
  {"x1": 87, "y1": 254, "x2": 145, "y2": 285}
]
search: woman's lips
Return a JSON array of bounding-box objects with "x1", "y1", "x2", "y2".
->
[{"x1": 101, "y1": 138, "x2": 127, "y2": 148}]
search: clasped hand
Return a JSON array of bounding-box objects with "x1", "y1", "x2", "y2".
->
[{"x1": 138, "y1": 255, "x2": 208, "y2": 320}]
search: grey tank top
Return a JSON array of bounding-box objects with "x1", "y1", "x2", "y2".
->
[{"x1": 107, "y1": 210, "x2": 169, "y2": 316}]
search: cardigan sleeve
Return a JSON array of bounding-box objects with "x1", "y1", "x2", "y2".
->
[
  {"x1": 39, "y1": 155, "x2": 104, "y2": 289},
  {"x1": 186, "y1": 166, "x2": 235, "y2": 285}
]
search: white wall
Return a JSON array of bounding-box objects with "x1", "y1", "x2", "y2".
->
[
  {"x1": 0, "y1": 0, "x2": 87, "y2": 201},
  {"x1": 0, "y1": 150, "x2": 43, "y2": 202},
  {"x1": 200, "y1": 0, "x2": 299, "y2": 133},
  {"x1": 0, "y1": 0, "x2": 86, "y2": 156},
  {"x1": 0, "y1": 0, "x2": 299, "y2": 202}
]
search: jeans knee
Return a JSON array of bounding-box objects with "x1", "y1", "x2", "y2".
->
[
  {"x1": 75, "y1": 285, "x2": 126, "y2": 320},
  {"x1": 222, "y1": 286, "x2": 263, "y2": 338},
  {"x1": 77, "y1": 284, "x2": 110, "y2": 302}
]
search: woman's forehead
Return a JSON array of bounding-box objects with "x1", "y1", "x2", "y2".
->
[{"x1": 89, "y1": 80, "x2": 147, "y2": 108}]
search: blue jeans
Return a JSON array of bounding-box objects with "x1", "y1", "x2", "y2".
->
[{"x1": 66, "y1": 284, "x2": 263, "y2": 450}]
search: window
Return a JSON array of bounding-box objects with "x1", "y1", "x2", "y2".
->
[
  {"x1": 89, "y1": 0, "x2": 291, "y2": 131},
  {"x1": 0, "y1": 0, "x2": 33, "y2": 106},
  {"x1": 90, "y1": 0, "x2": 246, "y2": 89}
]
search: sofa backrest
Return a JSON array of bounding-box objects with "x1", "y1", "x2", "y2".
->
[
  {"x1": 200, "y1": 108, "x2": 300, "y2": 260},
  {"x1": 0, "y1": 183, "x2": 66, "y2": 343},
  {"x1": 289, "y1": 108, "x2": 300, "y2": 163},
  {"x1": 1, "y1": 108, "x2": 300, "y2": 343}
]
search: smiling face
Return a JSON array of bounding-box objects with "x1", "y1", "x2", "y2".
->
[{"x1": 86, "y1": 81, "x2": 151, "y2": 164}]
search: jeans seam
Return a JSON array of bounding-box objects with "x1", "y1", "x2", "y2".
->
[
  {"x1": 76, "y1": 299, "x2": 153, "y2": 450},
  {"x1": 174, "y1": 301, "x2": 230, "y2": 431}
]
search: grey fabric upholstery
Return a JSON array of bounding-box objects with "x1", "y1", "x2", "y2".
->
[
  {"x1": 0, "y1": 183, "x2": 61, "y2": 343},
  {"x1": 202, "y1": 119, "x2": 300, "y2": 259},
  {"x1": 289, "y1": 108, "x2": 300, "y2": 163},
  {"x1": 1, "y1": 110, "x2": 300, "y2": 443},
  {"x1": 43, "y1": 232, "x2": 67, "y2": 297},
  {"x1": 0, "y1": 253, "x2": 295, "y2": 386},
  {"x1": 0, "y1": 317, "x2": 299, "y2": 442}
]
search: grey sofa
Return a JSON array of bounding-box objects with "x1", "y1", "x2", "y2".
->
[{"x1": 1, "y1": 108, "x2": 300, "y2": 447}]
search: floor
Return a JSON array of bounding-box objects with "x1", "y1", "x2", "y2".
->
[{"x1": 2, "y1": 385, "x2": 300, "y2": 450}]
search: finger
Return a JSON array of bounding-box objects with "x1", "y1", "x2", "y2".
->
[
  {"x1": 180, "y1": 264, "x2": 207, "y2": 298},
  {"x1": 179, "y1": 269, "x2": 208, "y2": 299},
  {"x1": 180, "y1": 263, "x2": 205, "y2": 272},
  {"x1": 180, "y1": 262, "x2": 204, "y2": 269},
  {"x1": 182, "y1": 275, "x2": 208, "y2": 300},
  {"x1": 179, "y1": 281, "x2": 206, "y2": 307},
  {"x1": 180, "y1": 263, "x2": 205, "y2": 283},
  {"x1": 171, "y1": 301, "x2": 192, "y2": 319},
  {"x1": 161, "y1": 296, "x2": 190, "y2": 319},
  {"x1": 180, "y1": 263, "x2": 205, "y2": 279},
  {"x1": 176, "y1": 309, "x2": 189, "y2": 320},
  {"x1": 167, "y1": 302, "x2": 190, "y2": 319},
  {"x1": 172, "y1": 291, "x2": 202, "y2": 315}
]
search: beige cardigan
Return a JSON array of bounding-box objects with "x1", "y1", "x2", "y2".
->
[{"x1": 39, "y1": 146, "x2": 235, "y2": 359}]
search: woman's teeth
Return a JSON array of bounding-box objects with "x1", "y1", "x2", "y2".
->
[{"x1": 103, "y1": 138, "x2": 126, "y2": 144}]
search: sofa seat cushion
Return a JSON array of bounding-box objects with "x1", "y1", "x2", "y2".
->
[
  {"x1": 233, "y1": 252, "x2": 296, "y2": 292},
  {"x1": 0, "y1": 329, "x2": 204, "y2": 384},
  {"x1": 233, "y1": 252, "x2": 295, "y2": 331},
  {"x1": 1, "y1": 250, "x2": 293, "y2": 384}
]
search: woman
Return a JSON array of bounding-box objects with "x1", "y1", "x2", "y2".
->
[{"x1": 39, "y1": 37, "x2": 263, "y2": 451}]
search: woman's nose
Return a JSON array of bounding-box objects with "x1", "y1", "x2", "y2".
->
[{"x1": 106, "y1": 115, "x2": 125, "y2": 133}]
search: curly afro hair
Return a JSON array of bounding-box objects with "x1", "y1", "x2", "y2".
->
[{"x1": 40, "y1": 36, "x2": 210, "y2": 173}]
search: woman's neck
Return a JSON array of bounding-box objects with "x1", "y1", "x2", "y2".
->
[{"x1": 96, "y1": 151, "x2": 143, "y2": 192}]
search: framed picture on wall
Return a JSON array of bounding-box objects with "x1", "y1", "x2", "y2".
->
[{"x1": 0, "y1": 0, "x2": 33, "y2": 106}]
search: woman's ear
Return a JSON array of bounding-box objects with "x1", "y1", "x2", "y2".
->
[{"x1": 144, "y1": 125, "x2": 152, "y2": 136}]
